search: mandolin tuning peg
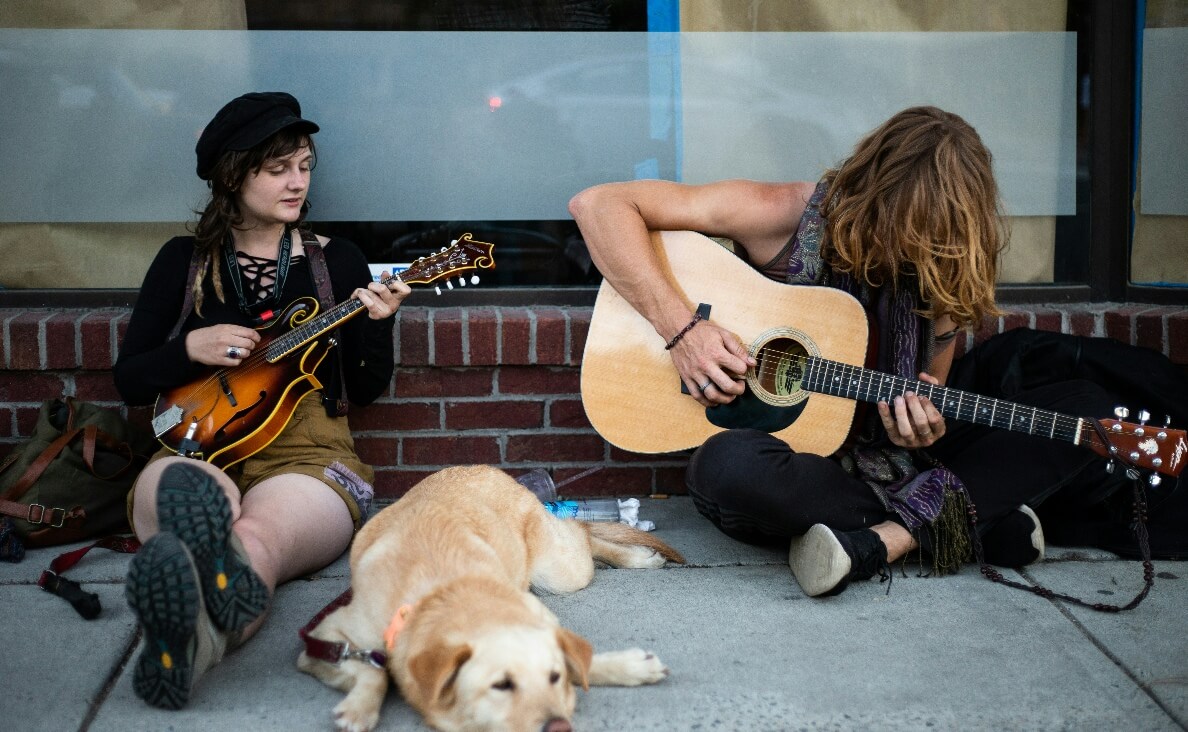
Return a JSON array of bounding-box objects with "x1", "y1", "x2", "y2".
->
[
  {"x1": 471, "y1": 275, "x2": 480, "y2": 285},
  {"x1": 451, "y1": 239, "x2": 459, "y2": 246},
  {"x1": 1137, "y1": 409, "x2": 1150, "y2": 425},
  {"x1": 458, "y1": 276, "x2": 466, "y2": 287},
  {"x1": 1149, "y1": 474, "x2": 1162, "y2": 488},
  {"x1": 1114, "y1": 406, "x2": 1130, "y2": 419},
  {"x1": 446, "y1": 280, "x2": 454, "y2": 290},
  {"x1": 434, "y1": 285, "x2": 442, "y2": 295}
]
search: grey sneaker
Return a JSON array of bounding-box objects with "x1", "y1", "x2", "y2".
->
[
  {"x1": 126, "y1": 532, "x2": 227, "y2": 709},
  {"x1": 788, "y1": 524, "x2": 891, "y2": 597},
  {"x1": 156, "y1": 462, "x2": 269, "y2": 632}
]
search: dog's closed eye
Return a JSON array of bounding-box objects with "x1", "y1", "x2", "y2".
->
[{"x1": 492, "y1": 676, "x2": 516, "y2": 692}]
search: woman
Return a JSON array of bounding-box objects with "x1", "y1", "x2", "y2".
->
[
  {"x1": 569, "y1": 106, "x2": 1131, "y2": 598},
  {"x1": 114, "y1": 91, "x2": 411, "y2": 709}
]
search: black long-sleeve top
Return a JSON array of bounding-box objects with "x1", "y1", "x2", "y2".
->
[{"x1": 114, "y1": 235, "x2": 395, "y2": 408}]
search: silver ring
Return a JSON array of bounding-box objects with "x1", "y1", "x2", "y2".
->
[
  {"x1": 699, "y1": 382, "x2": 712, "y2": 391},
  {"x1": 227, "y1": 346, "x2": 240, "y2": 359}
]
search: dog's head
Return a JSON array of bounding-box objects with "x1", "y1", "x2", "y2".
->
[{"x1": 403, "y1": 625, "x2": 593, "y2": 732}]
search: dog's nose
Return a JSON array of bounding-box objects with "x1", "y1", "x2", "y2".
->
[{"x1": 542, "y1": 718, "x2": 572, "y2": 732}]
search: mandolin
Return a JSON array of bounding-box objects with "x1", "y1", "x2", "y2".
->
[
  {"x1": 151, "y1": 234, "x2": 495, "y2": 468},
  {"x1": 580, "y1": 231, "x2": 1186, "y2": 480}
]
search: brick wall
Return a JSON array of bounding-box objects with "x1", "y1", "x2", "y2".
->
[{"x1": 2, "y1": 303, "x2": 1186, "y2": 500}]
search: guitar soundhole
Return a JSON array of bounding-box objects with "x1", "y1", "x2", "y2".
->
[{"x1": 752, "y1": 336, "x2": 810, "y2": 405}]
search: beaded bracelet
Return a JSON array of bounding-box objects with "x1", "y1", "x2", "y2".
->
[{"x1": 664, "y1": 312, "x2": 702, "y2": 350}]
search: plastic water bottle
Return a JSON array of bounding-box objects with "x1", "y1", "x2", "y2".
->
[{"x1": 515, "y1": 468, "x2": 654, "y2": 530}]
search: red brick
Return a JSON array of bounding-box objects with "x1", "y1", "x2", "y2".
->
[
  {"x1": 445, "y1": 400, "x2": 543, "y2": 430},
  {"x1": 1104, "y1": 306, "x2": 1149, "y2": 345},
  {"x1": 535, "y1": 308, "x2": 567, "y2": 366},
  {"x1": 396, "y1": 309, "x2": 430, "y2": 366},
  {"x1": 45, "y1": 313, "x2": 79, "y2": 369},
  {"x1": 1000, "y1": 310, "x2": 1030, "y2": 334},
  {"x1": 568, "y1": 309, "x2": 592, "y2": 365},
  {"x1": 506, "y1": 433, "x2": 606, "y2": 463},
  {"x1": 9, "y1": 312, "x2": 44, "y2": 370},
  {"x1": 1169, "y1": 311, "x2": 1188, "y2": 365},
  {"x1": 74, "y1": 372, "x2": 121, "y2": 401},
  {"x1": 114, "y1": 314, "x2": 131, "y2": 354},
  {"x1": 971, "y1": 314, "x2": 999, "y2": 349},
  {"x1": 501, "y1": 308, "x2": 532, "y2": 365},
  {"x1": 1067, "y1": 309, "x2": 1098, "y2": 337},
  {"x1": 499, "y1": 366, "x2": 580, "y2": 395},
  {"x1": 0, "y1": 406, "x2": 12, "y2": 438},
  {"x1": 467, "y1": 308, "x2": 499, "y2": 366},
  {"x1": 81, "y1": 311, "x2": 117, "y2": 370},
  {"x1": 350, "y1": 401, "x2": 440, "y2": 431},
  {"x1": 395, "y1": 367, "x2": 494, "y2": 398},
  {"x1": 373, "y1": 469, "x2": 435, "y2": 500},
  {"x1": 549, "y1": 399, "x2": 592, "y2": 429},
  {"x1": 353, "y1": 435, "x2": 400, "y2": 467},
  {"x1": 654, "y1": 467, "x2": 689, "y2": 494},
  {"x1": 1135, "y1": 307, "x2": 1179, "y2": 354},
  {"x1": 403, "y1": 435, "x2": 501, "y2": 466},
  {"x1": 0, "y1": 372, "x2": 67, "y2": 402},
  {"x1": 552, "y1": 466, "x2": 655, "y2": 497},
  {"x1": 433, "y1": 308, "x2": 465, "y2": 366},
  {"x1": 1031, "y1": 308, "x2": 1062, "y2": 334}
]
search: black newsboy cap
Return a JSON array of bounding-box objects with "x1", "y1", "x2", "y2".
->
[{"x1": 195, "y1": 91, "x2": 319, "y2": 180}]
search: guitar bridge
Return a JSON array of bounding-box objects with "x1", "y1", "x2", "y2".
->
[{"x1": 152, "y1": 404, "x2": 185, "y2": 437}]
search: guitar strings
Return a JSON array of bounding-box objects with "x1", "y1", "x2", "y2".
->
[{"x1": 745, "y1": 343, "x2": 1089, "y2": 444}]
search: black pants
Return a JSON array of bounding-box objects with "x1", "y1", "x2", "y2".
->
[{"x1": 685, "y1": 379, "x2": 1129, "y2": 548}]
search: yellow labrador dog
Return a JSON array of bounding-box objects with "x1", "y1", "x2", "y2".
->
[{"x1": 298, "y1": 465, "x2": 685, "y2": 732}]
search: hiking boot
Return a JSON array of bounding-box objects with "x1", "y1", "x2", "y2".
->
[
  {"x1": 788, "y1": 524, "x2": 891, "y2": 597},
  {"x1": 126, "y1": 532, "x2": 227, "y2": 709},
  {"x1": 156, "y1": 462, "x2": 269, "y2": 632},
  {"x1": 981, "y1": 504, "x2": 1045, "y2": 568}
]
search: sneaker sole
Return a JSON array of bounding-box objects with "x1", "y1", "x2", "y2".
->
[
  {"x1": 788, "y1": 524, "x2": 852, "y2": 597},
  {"x1": 1018, "y1": 504, "x2": 1046, "y2": 564},
  {"x1": 157, "y1": 463, "x2": 269, "y2": 632},
  {"x1": 126, "y1": 533, "x2": 200, "y2": 710}
]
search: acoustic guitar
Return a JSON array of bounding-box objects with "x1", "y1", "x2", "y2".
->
[
  {"x1": 580, "y1": 231, "x2": 1186, "y2": 480},
  {"x1": 151, "y1": 234, "x2": 495, "y2": 468}
]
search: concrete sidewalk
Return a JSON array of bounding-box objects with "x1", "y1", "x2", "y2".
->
[{"x1": 2, "y1": 496, "x2": 1185, "y2": 731}]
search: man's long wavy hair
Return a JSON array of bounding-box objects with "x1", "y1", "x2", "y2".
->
[
  {"x1": 188, "y1": 129, "x2": 316, "y2": 315},
  {"x1": 819, "y1": 106, "x2": 1007, "y2": 329}
]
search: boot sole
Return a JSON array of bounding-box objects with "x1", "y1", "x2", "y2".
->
[
  {"x1": 157, "y1": 463, "x2": 269, "y2": 632},
  {"x1": 126, "y1": 533, "x2": 200, "y2": 710},
  {"x1": 788, "y1": 524, "x2": 852, "y2": 597}
]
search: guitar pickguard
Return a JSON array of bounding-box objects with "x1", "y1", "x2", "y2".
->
[{"x1": 706, "y1": 386, "x2": 808, "y2": 432}]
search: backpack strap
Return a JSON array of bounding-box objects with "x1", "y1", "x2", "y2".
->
[
  {"x1": 300, "y1": 230, "x2": 350, "y2": 416},
  {"x1": 168, "y1": 248, "x2": 203, "y2": 341}
]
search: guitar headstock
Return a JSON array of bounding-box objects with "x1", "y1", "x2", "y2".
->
[
  {"x1": 1086, "y1": 418, "x2": 1187, "y2": 478},
  {"x1": 397, "y1": 233, "x2": 496, "y2": 287}
]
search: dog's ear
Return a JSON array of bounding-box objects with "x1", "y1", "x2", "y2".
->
[
  {"x1": 555, "y1": 628, "x2": 593, "y2": 691},
  {"x1": 408, "y1": 643, "x2": 473, "y2": 708}
]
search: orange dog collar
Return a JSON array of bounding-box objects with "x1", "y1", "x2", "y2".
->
[{"x1": 383, "y1": 604, "x2": 413, "y2": 652}]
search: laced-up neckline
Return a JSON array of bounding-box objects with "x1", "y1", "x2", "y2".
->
[{"x1": 235, "y1": 250, "x2": 305, "y2": 304}]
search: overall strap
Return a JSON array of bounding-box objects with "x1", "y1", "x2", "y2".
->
[
  {"x1": 300, "y1": 230, "x2": 350, "y2": 416},
  {"x1": 168, "y1": 249, "x2": 203, "y2": 341}
]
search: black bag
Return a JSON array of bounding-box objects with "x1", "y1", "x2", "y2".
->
[{"x1": 0, "y1": 397, "x2": 156, "y2": 548}]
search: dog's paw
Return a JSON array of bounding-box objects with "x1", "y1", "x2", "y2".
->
[
  {"x1": 333, "y1": 697, "x2": 381, "y2": 732},
  {"x1": 588, "y1": 647, "x2": 670, "y2": 686},
  {"x1": 623, "y1": 546, "x2": 668, "y2": 569}
]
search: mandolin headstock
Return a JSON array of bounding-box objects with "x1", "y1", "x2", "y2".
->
[
  {"x1": 396, "y1": 233, "x2": 496, "y2": 288},
  {"x1": 1085, "y1": 418, "x2": 1187, "y2": 479}
]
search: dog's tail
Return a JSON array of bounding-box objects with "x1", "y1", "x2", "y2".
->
[{"x1": 587, "y1": 522, "x2": 686, "y2": 565}]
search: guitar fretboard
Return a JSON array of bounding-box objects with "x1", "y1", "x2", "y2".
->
[{"x1": 798, "y1": 356, "x2": 1087, "y2": 445}]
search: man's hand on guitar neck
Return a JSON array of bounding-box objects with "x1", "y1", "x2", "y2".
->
[
  {"x1": 877, "y1": 371, "x2": 947, "y2": 449},
  {"x1": 671, "y1": 320, "x2": 755, "y2": 407}
]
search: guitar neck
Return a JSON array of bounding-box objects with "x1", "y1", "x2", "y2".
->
[{"x1": 800, "y1": 357, "x2": 1088, "y2": 446}]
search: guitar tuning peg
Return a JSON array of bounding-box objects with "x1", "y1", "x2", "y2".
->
[
  {"x1": 470, "y1": 275, "x2": 480, "y2": 285},
  {"x1": 1149, "y1": 474, "x2": 1162, "y2": 488},
  {"x1": 1137, "y1": 409, "x2": 1150, "y2": 425},
  {"x1": 434, "y1": 285, "x2": 442, "y2": 295},
  {"x1": 1164, "y1": 415, "x2": 1173, "y2": 428},
  {"x1": 1104, "y1": 459, "x2": 1115, "y2": 474},
  {"x1": 1113, "y1": 406, "x2": 1129, "y2": 419}
]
